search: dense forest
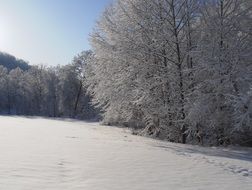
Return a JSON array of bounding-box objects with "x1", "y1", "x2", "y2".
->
[
  {"x1": 0, "y1": 52, "x2": 30, "y2": 71},
  {"x1": 84, "y1": 0, "x2": 252, "y2": 146},
  {"x1": 1, "y1": 0, "x2": 251, "y2": 146},
  {"x1": 0, "y1": 51, "x2": 98, "y2": 120}
]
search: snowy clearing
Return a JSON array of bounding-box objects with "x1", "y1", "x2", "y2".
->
[{"x1": 0, "y1": 116, "x2": 251, "y2": 190}]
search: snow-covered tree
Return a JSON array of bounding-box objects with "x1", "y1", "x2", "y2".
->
[
  {"x1": 0, "y1": 66, "x2": 8, "y2": 112},
  {"x1": 86, "y1": 0, "x2": 251, "y2": 145},
  {"x1": 0, "y1": 52, "x2": 98, "y2": 120},
  {"x1": 88, "y1": 0, "x2": 200, "y2": 143},
  {"x1": 187, "y1": 0, "x2": 252, "y2": 145}
]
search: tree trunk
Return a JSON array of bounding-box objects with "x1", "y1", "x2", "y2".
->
[
  {"x1": 74, "y1": 81, "x2": 83, "y2": 116},
  {"x1": 171, "y1": 0, "x2": 186, "y2": 143}
]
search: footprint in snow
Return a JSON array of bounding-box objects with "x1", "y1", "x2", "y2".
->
[{"x1": 65, "y1": 136, "x2": 78, "y2": 139}]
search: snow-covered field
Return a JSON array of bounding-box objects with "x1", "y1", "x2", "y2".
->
[{"x1": 0, "y1": 116, "x2": 251, "y2": 190}]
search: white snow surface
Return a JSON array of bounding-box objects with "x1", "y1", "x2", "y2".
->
[{"x1": 0, "y1": 116, "x2": 251, "y2": 190}]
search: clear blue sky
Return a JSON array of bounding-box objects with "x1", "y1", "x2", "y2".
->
[{"x1": 0, "y1": 0, "x2": 112, "y2": 66}]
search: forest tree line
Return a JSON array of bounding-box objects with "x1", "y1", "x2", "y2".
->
[
  {"x1": 0, "y1": 52, "x2": 30, "y2": 71},
  {"x1": 84, "y1": 0, "x2": 252, "y2": 146},
  {"x1": 0, "y1": 51, "x2": 98, "y2": 120}
]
